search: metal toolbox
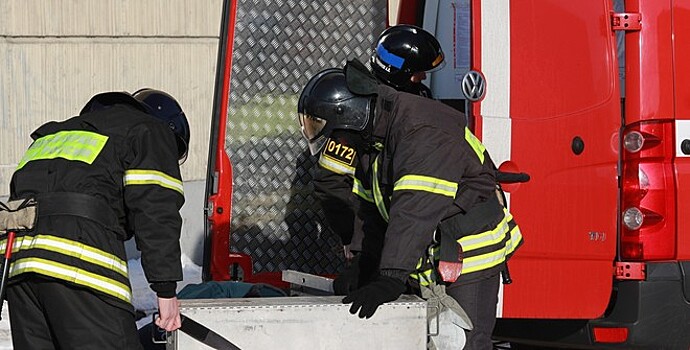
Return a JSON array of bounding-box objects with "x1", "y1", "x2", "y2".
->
[{"x1": 168, "y1": 295, "x2": 428, "y2": 349}]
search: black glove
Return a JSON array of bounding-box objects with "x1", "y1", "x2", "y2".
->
[
  {"x1": 333, "y1": 253, "x2": 378, "y2": 295},
  {"x1": 342, "y1": 275, "x2": 407, "y2": 319}
]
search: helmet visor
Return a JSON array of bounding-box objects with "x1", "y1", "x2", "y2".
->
[
  {"x1": 299, "y1": 112, "x2": 329, "y2": 155},
  {"x1": 425, "y1": 52, "x2": 446, "y2": 73},
  {"x1": 299, "y1": 112, "x2": 327, "y2": 141}
]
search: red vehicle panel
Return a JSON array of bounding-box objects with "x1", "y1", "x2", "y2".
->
[{"x1": 472, "y1": 0, "x2": 620, "y2": 318}]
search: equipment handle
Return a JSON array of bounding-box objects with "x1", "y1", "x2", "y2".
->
[{"x1": 0, "y1": 231, "x2": 17, "y2": 321}]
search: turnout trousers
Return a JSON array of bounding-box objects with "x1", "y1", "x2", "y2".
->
[
  {"x1": 6, "y1": 274, "x2": 143, "y2": 350},
  {"x1": 446, "y1": 272, "x2": 501, "y2": 350}
]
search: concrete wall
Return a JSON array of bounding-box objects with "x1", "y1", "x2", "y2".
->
[
  {"x1": 0, "y1": 0, "x2": 223, "y2": 190},
  {"x1": 1, "y1": 0, "x2": 224, "y2": 263}
]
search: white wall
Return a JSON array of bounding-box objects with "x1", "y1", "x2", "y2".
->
[
  {"x1": 0, "y1": 0, "x2": 223, "y2": 264},
  {"x1": 0, "y1": 0, "x2": 223, "y2": 193}
]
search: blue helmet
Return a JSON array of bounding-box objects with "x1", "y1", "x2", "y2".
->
[{"x1": 371, "y1": 25, "x2": 445, "y2": 88}]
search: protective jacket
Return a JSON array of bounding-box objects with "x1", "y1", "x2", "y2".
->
[
  {"x1": 6, "y1": 101, "x2": 184, "y2": 312},
  {"x1": 313, "y1": 130, "x2": 364, "y2": 250},
  {"x1": 313, "y1": 83, "x2": 433, "y2": 251},
  {"x1": 353, "y1": 84, "x2": 523, "y2": 284}
]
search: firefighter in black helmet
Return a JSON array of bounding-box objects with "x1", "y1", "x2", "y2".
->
[
  {"x1": 311, "y1": 25, "x2": 445, "y2": 263},
  {"x1": 299, "y1": 64, "x2": 523, "y2": 350},
  {"x1": 5, "y1": 89, "x2": 189, "y2": 349}
]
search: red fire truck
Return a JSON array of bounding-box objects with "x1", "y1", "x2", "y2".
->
[{"x1": 202, "y1": 0, "x2": 690, "y2": 348}]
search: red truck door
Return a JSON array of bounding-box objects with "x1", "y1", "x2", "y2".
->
[{"x1": 470, "y1": 0, "x2": 621, "y2": 318}]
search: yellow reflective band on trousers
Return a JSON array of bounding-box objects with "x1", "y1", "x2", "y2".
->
[
  {"x1": 16, "y1": 130, "x2": 109, "y2": 170},
  {"x1": 124, "y1": 169, "x2": 184, "y2": 195},
  {"x1": 9, "y1": 257, "x2": 132, "y2": 303},
  {"x1": 394, "y1": 175, "x2": 458, "y2": 198},
  {"x1": 319, "y1": 154, "x2": 355, "y2": 176},
  {"x1": 352, "y1": 178, "x2": 374, "y2": 203},
  {"x1": 0, "y1": 234, "x2": 128, "y2": 277},
  {"x1": 465, "y1": 127, "x2": 485, "y2": 164}
]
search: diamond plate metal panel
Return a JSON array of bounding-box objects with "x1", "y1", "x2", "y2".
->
[{"x1": 226, "y1": 0, "x2": 386, "y2": 275}]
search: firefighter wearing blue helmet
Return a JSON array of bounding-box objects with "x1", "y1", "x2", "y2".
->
[
  {"x1": 310, "y1": 25, "x2": 446, "y2": 265},
  {"x1": 5, "y1": 89, "x2": 189, "y2": 349}
]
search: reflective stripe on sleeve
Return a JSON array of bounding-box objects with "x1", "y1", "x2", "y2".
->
[
  {"x1": 17, "y1": 131, "x2": 108, "y2": 170},
  {"x1": 318, "y1": 154, "x2": 356, "y2": 176},
  {"x1": 124, "y1": 169, "x2": 184, "y2": 195},
  {"x1": 394, "y1": 175, "x2": 458, "y2": 198},
  {"x1": 10, "y1": 257, "x2": 132, "y2": 303}
]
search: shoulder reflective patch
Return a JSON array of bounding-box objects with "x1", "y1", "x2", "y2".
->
[
  {"x1": 17, "y1": 130, "x2": 109, "y2": 170},
  {"x1": 322, "y1": 138, "x2": 357, "y2": 168},
  {"x1": 124, "y1": 169, "x2": 184, "y2": 195}
]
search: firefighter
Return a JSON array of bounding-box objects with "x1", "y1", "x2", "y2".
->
[
  {"x1": 298, "y1": 65, "x2": 523, "y2": 350},
  {"x1": 311, "y1": 25, "x2": 444, "y2": 262},
  {"x1": 4, "y1": 89, "x2": 189, "y2": 349}
]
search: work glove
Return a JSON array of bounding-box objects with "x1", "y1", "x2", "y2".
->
[
  {"x1": 342, "y1": 274, "x2": 407, "y2": 319},
  {"x1": 333, "y1": 253, "x2": 378, "y2": 295}
]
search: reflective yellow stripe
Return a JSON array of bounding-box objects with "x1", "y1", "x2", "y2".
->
[
  {"x1": 352, "y1": 178, "x2": 374, "y2": 203},
  {"x1": 124, "y1": 169, "x2": 184, "y2": 195},
  {"x1": 505, "y1": 225, "x2": 523, "y2": 255},
  {"x1": 17, "y1": 131, "x2": 108, "y2": 170},
  {"x1": 465, "y1": 127, "x2": 485, "y2": 164},
  {"x1": 10, "y1": 257, "x2": 132, "y2": 303},
  {"x1": 1, "y1": 234, "x2": 128, "y2": 277},
  {"x1": 394, "y1": 175, "x2": 458, "y2": 198},
  {"x1": 461, "y1": 248, "x2": 509, "y2": 274},
  {"x1": 318, "y1": 154, "x2": 355, "y2": 176},
  {"x1": 460, "y1": 223, "x2": 523, "y2": 274},
  {"x1": 458, "y1": 211, "x2": 512, "y2": 251},
  {"x1": 410, "y1": 269, "x2": 434, "y2": 287},
  {"x1": 371, "y1": 155, "x2": 389, "y2": 222}
]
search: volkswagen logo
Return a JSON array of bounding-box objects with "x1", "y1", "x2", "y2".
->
[{"x1": 461, "y1": 70, "x2": 486, "y2": 102}]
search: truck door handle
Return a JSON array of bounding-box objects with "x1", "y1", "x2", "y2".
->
[{"x1": 496, "y1": 171, "x2": 530, "y2": 184}]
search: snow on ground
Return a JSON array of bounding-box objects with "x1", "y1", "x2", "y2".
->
[{"x1": 0, "y1": 254, "x2": 203, "y2": 348}]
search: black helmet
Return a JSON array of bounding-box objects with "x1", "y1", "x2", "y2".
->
[
  {"x1": 371, "y1": 25, "x2": 445, "y2": 88},
  {"x1": 133, "y1": 88, "x2": 191, "y2": 163},
  {"x1": 80, "y1": 91, "x2": 149, "y2": 115},
  {"x1": 298, "y1": 68, "x2": 374, "y2": 155}
]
